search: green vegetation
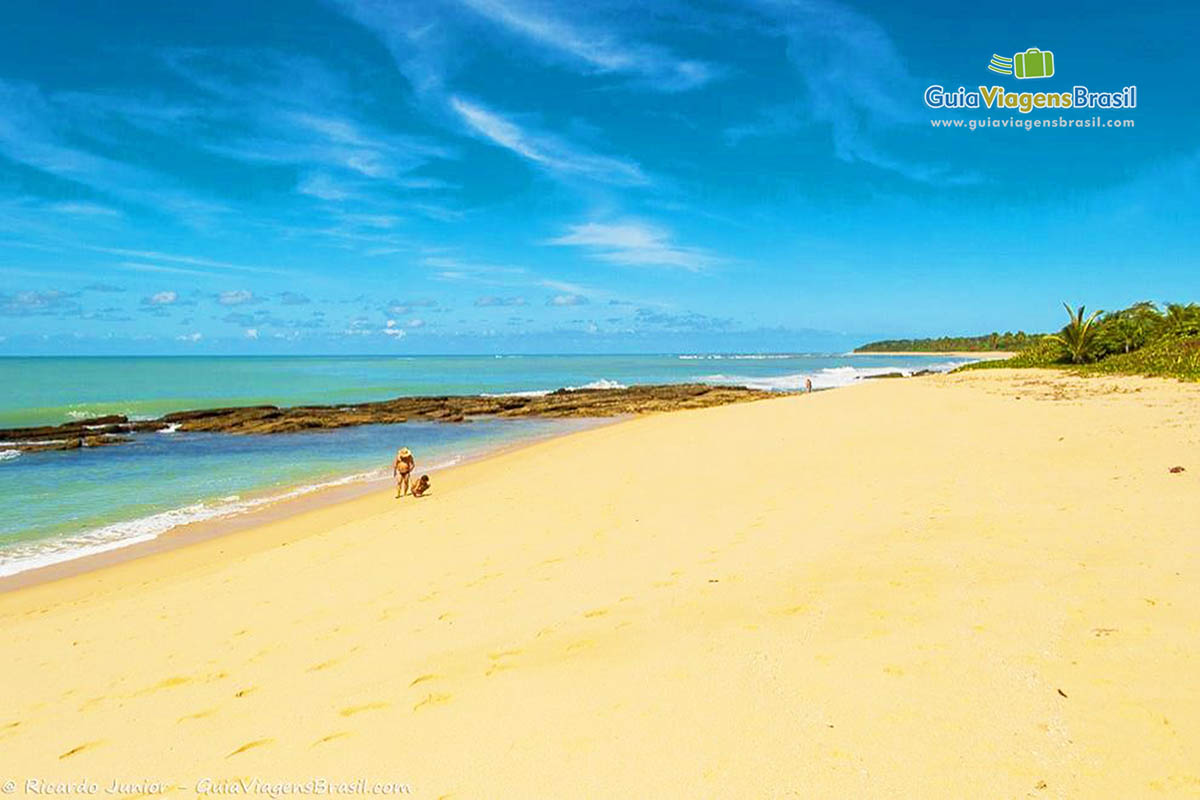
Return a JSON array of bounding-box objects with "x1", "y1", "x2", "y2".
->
[
  {"x1": 958, "y1": 337, "x2": 1065, "y2": 370},
  {"x1": 854, "y1": 331, "x2": 1040, "y2": 353},
  {"x1": 1078, "y1": 336, "x2": 1200, "y2": 381},
  {"x1": 1049, "y1": 303, "x2": 1103, "y2": 364},
  {"x1": 955, "y1": 300, "x2": 1200, "y2": 381}
]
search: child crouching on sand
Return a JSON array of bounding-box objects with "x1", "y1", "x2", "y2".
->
[{"x1": 411, "y1": 474, "x2": 431, "y2": 497}]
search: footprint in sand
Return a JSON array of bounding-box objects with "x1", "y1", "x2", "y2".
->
[
  {"x1": 313, "y1": 732, "x2": 350, "y2": 747},
  {"x1": 78, "y1": 696, "x2": 106, "y2": 712},
  {"x1": 488, "y1": 649, "x2": 522, "y2": 660},
  {"x1": 582, "y1": 609, "x2": 608, "y2": 618},
  {"x1": 227, "y1": 739, "x2": 272, "y2": 757},
  {"x1": 177, "y1": 709, "x2": 216, "y2": 723},
  {"x1": 465, "y1": 572, "x2": 502, "y2": 588},
  {"x1": 340, "y1": 701, "x2": 389, "y2": 717},
  {"x1": 566, "y1": 639, "x2": 595, "y2": 654},
  {"x1": 234, "y1": 686, "x2": 257, "y2": 698},
  {"x1": 412, "y1": 693, "x2": 451, "y2": 712},
  {"x1": 485, "y1": 649, "x2": 522, "y2": 676},
  {"x1": 59, "y1": 740, "x2": 102, "y2": 759},
  {"x1": 135, "y1": 676, "x2": 192, "y2": 696},
  {"x1": 409, "y1": 674, "x2": 439, "y2": 687},
  {"x1": 307, "y1": 658, "x2": 341, "y2": 672}
]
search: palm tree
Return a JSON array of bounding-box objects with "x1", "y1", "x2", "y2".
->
[
  {"x1": 1050, "y1": 302, "x2": 1103, "y2": 363},
  {"x1": 1100, "y1": 301, "x2": 1161, "y2": 354},
  {"x1": 1163, "y1": 302, "x2": 1200, "y2": 337}
]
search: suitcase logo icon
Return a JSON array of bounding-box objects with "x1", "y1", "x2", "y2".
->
[{"x1": 987, "y1": 48, "x2": 1055, "y2": 79}]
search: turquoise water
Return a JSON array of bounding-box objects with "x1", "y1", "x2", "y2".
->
[
  {"x1": 0, "y1": 353, "x2": 972, "y2": 577},
  {"x1": 0, "y1": 354, "x2": 970, "y2": 428}
]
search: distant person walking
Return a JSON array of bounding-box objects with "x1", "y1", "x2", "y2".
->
[
  {"x1": 805, "y1": 377, "x2": 813, "y2": 393},
  {"x1": 394, "y1": 447, "x2": 415, "y2": 498}
]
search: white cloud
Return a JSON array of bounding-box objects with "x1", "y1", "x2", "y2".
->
[
  {"x1": 455, "y1": 0, "x2": 718, "y2": 91},
  {"x1": 475, "y1": 295, "x2": 527, "y2": 307},
  {"x1": 244, "y1": 328, "x2": 259, "y2": 339},
  {"x1": 761, "y1": 0, "x2": 976, "y2": 184},
  {"x1": 145, "y1": 290, "x2": 178, "y2": 305},
  {"x1": 449, "y1": 97, "x2": 647, "y2": 186},
  {"x1": 546, "y1": 220, "x2": 713, "y2": 270},
  {"x1": 96, "y1": 246, "x2": 284, "y2": 275},
  {"x1": 49, "y1": 202, "x2": 122, "y2": 217},
  {"x1": 176, "y1": 331, "x2": 203, "y2": 342},
  {"x1": 406, "y1": 318, "x2": 425, "y2": 328},
  {"x1": 297, "y1": 172, "x2": 353, "y2": 201},
  {"x1": 219, "y1": 290, "x2": 255, "y2": 306},
  {"x1": 547, "y1": 293, "x2": 588, "y2": 306},
  {"x1": 383, "y1": 319, "x2": 407, "y2": 338},
  {"x1": 333, "y1": 0, "x2": 716, "y2": 93}
]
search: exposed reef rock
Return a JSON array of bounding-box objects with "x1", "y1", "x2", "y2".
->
[{"x1": 2, "y1": 384, "x2": 780, "y2": 451}]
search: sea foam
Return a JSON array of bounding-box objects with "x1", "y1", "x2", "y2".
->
[
  {"x1": 703, "y1": 361, "x2": 963, "y2": 391},
  {"x1": 0, "y1": 458, "x2": 456, "y2": 578}
]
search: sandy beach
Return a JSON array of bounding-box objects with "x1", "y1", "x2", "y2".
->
[{"x1": 1, "y1": 369, "x2": 1197, "y2": 797}]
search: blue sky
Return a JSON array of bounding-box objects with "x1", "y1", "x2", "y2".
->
[{"x1": 1, "y1": 0, "x2": 1197, "y2": 354}]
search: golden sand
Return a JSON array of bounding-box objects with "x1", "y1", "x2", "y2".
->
[{"x1": 1, "y1": 369, "x2": 1197, "y2": 797}]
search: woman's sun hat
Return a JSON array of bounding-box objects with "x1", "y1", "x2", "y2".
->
[{"x1": 398, "y1": 447, "x2": 412, "y2": 457}]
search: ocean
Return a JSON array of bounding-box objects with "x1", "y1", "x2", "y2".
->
[{"x1": 0, "y1": 353, "x2": 971, "y2": 577}]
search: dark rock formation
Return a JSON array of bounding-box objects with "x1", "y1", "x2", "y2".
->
[{"x1": 1, "y1": 383, "x2": 780, "y2": 452}]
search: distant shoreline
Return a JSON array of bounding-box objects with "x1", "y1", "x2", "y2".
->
[{"x1": 849, "y1": 350, "x2": 1015, "y2": 359}]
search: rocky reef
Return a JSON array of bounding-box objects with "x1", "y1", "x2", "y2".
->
[{"x1": 1, "y1": 383, "x2": 780, "y2": 452}]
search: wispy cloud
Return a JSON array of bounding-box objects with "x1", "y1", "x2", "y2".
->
[
  {"x1": 546, "y1": 219, "x2": 713, "y2": 270},
  {"x1": 449, "y1": 96, "x2": 647, "y2": 186},
  {"x1": 744, "y1": 0, "x2": 976, "y2": 185},
  {"x1": 48, "y1": 202, "x2": 122, "y2": 218},
  {"x1": 157, "y1": 50, "x2": 456, "y2": 190},
  {"x1": 475, "y1": 295, "x2": 527, "y2": 307},
  {"x1": 332, "y1": 0, "x2": 717, "y2": 93},
  {"x1": 94, "y1": 247, "x2": 287, "y2": 276},
  {"x1": 455, "y1": 0, "x2": 718, "y2": 91},
  {"x1": 424, "y1": 255, "x2": 530, "y2": 285},
  {"x1": 0, "y1": 79, "x2": 228, "y2": 221}
]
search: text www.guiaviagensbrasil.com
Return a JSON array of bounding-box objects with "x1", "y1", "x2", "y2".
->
[{"x1": 930, "y1": 116, "x2": 1134, "y2": 131}]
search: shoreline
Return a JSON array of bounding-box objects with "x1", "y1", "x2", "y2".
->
[
  {"x1": 849, "y1": 350, "x2": 1015, "y2": 358},
  {"x1": 2, "y1": 369, "x2": 1195, "y2": 794},
  {"x1": 0, "y1": 368, "x2": 951, "y2": 586},
  {"x1": 0, "y1": 417, "x2": 622, "y2": 593}
]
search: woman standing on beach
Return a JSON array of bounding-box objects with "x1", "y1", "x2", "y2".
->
[{"x1": 393, "y1": 447, "x2": 414, "y2": 498}]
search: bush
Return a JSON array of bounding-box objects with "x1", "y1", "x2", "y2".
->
[
  {"x1": 954, "y1": 337, "x2": 1066, "y2": 371},
  {"x1": 1076, "y1": 336, "x2": 1200, "y2": 381}
]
